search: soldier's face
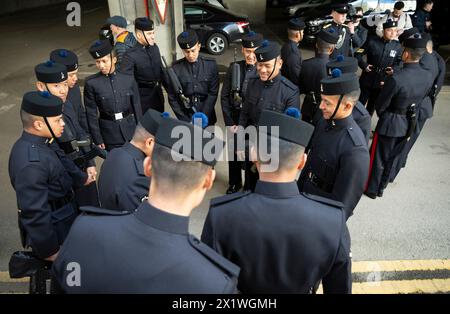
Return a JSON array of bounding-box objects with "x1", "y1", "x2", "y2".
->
[
  {"x1": 257, "y1": 58, "x2": 282, "y2": 81},
  {"x1": 183, "y1": 43, "x2": 200, "y2": 63},
  {"x1": 424, "y1": 3, "x2": 433, "y2": 12},
  {"x1": 393, "y1": 9, "x2": 403, "y2": 18},
  {"x1": 67, "y1": 70, "x2": 78, "y2": 88},
  {"x1": 319, "y1": 94, "x2": 349, "y2": 120},
  {"x1": 139, "y1": 30, "x2": 155, "y2": 46},
  {"x1": 242, "y1": 47, "x2": 257, "y2": 65},
  {"x1": 43, "y1": 114, "x2": 65, "y2": 138},
  {"x1": 332, "y1": 11, "x2": 347, "y2": 25},
  {"x1": 39, "y1": 81, "x2": 69, "y2": 103},
  {"x1": 96, "y1": 54, "x2": 116, "y2": 75},
  {"x1": 384, "y1": 27, "x2": 397, "y2": 41}
]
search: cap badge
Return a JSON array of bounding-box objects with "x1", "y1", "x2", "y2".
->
[
  {"x1": 250, "y1": 42, "x2": 254, "y2": 47},
  {"x1": 95, "y1": 52, "x2": 100, "y2": 57},
  {"x1": 186, "y1": 43, "x2": 190, "y2": 48}
]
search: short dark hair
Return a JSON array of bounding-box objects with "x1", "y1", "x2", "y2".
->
[
  {"x1": 424, "y1": 0, "x2": 433, "y2": 5},
  {"x1": 394, "y1": 1, "x2": 405, "y2": 10},
  {"x1": 20, "y1": 110, "x2": 40, "y2": 129},
  {"x1": 151, "y1": 143, "x2": 210, "y2": 194},
  {"x1": 344, "y1": 89, "x2": 361, "y2": 106},
  {"x1": 355, "y1": 6, "x2": 363, "y2": 13},
  {"x1": 257, "y1": 137, "x2": 305, "y2": 173},
  {"x1": 316, "y1": 38, "x2": 336, "y2": 54},
  {"x1": 405, "y1": 47, "x2": 426, "y2": 61},
  {"x1": 132, "y1": 123, "x2": 154, "y2": 143}
]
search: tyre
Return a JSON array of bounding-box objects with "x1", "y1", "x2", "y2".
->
[{"x1": 206, "y1": 33, "x2": 228, "y2": 55}]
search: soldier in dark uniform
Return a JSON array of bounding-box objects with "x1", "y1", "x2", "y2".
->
[
  {"x1": 326, "y1": 56, "x2": 371, "y2": 144},
  {"x1": 50, "y1": 49, "x2": 89, "y2": 133},
  {"x1": 297, "y1": 71, "x2": 370, "y2": 219},
  {"x1": 52, "y1": 118, "x2": 240, "y2": 293},
  {"x1": 221, "y1": 31, "x2": 263, "y2": 194},
  {"x1": 167, "y1": 30, "x2": 219, "y2": 126},
  {"x1": 281, "y1": 18, "x2": 305, "y2": 85},
  {"x1": 120, "y1": 17, "x2": 167, "y2": 114},
  {"x1": 239, "y1": 40, "x2": 300, "y2": 191},
  {"x1": 365, "y1": 36, "x2": 433, "y2": 199},
  {"x1": 98, "y1": 109, "x2": 167, "y2": 211},
  {"x1": 323, "y1": 3, "x2": 352, "y2": 59},
  {"x1": 47, "y1": 52, "x2": 100, "y2": 207},
  {"x1": 390, "y1": 32, "x2": 446, "y2": 183},
  {"x1": 84, "y1": 40, "x2": 142, "y2": 151},
  {"x1": 412, "y1": 0, "x2": 434, "y2": 33},
  {"x1": 356, "y1": 20, "x2": 403, "y2": 116},
  {"x1": 202, "y1": 109, "x2": 352, "y2": 293},
  {"x1": 349, "y1": 7, "x2": 368, "y2": 55},
  {"x1": 298, "y1": 28, "x2": 339, "y2": 124},
  {"x1": 9, "y1": 91, "x2": 91, "y2": 262}
]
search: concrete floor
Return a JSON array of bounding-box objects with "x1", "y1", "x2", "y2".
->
[{"x1": 0, "y1": 1, "x2": 449, "y2": 279}]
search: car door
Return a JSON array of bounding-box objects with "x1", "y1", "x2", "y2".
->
[{"x1": 184, "y1": 5, "x2": 215, "y2": 46}]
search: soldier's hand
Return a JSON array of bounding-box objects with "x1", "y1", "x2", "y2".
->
[
  {"x1": 98, "y1": 143, "x2": 106, "y2": 150},
  {"x1": 366, "y1": 65, "x2": 373, "y2": 72},
  {"x1": 45, "y1": 251, "x2": 59, "y2": 262},
  {"x1": 385, "y1": 67, "x2": 394, "y2": 76},
  {"x1": 86, "y1": 166, "x2": 97, "y2": 181}
]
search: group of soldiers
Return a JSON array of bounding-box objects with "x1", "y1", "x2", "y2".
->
[{"x1": 7, "y1": 1, "x2": 446, "y2": 294}]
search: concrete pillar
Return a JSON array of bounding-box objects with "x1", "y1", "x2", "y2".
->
[
  {"x1": 222, "y1": 0, "x2": 266, "y2": 25},
  {"x1": 106, "y1": 0, "x2": 184, "y2": 63}
]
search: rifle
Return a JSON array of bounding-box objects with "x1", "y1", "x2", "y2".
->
[{"x1": 161, "y1": 56, "x2": 197, "y2": 115}]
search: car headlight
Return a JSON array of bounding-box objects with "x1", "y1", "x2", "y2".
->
[{"x1": 307, "y1": 19, "x2": 324, "y2": 27}]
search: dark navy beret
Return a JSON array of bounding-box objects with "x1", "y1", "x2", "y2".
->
[
  {"x1": 317, "y1": 28, "x2": 339, "y2": 44},
  {"x1": 35, "y1": 61, "x2": 68, "y2": 83},
  {"x1": 326, "y1": 56, "x2": 358, "y2": 75},
  {"x1": 287, "y1": 18, "x2": 306, "y2": 31},
  {"x1": 383, "y1": 19, "x2": 398, "y2": 29},
  {"x1": 258, "y1": 109, "x2": 314, "y2": 147},
  {"x1": 177, "y1": 30, "x2": 199, "y2": 49},
  {"x1": 21, "y1": 91, "x2": 63, "y2": 117},
  {"x1": 106, "y1": 15, "x2": 127, "y2": 28},
  {"x1": 139, "y1": 109, "x2": 168, "y2": 136},
  {"x1": 320, "y1": 70, "x2": 360, "y2": 95},
  {"x1": 242, "y1": 31, "x2": 264, "y2": 48},
  {"x1": 404, "y1": 34, "x2": 428, "y2": 48},
  {"x1": 135, "y1": 17, "x2": 154, "y2": 31},
  {"x1": 398, "y1": 27, "x2": 419, "y2": 43},
  {"x1": 50, "y1": 49, "x2": 78, "y2": 72},
  {"x1": 89, "y1": 40, "x2": 113, "y2": 59},
  {"x1": 255, "y1": 40, "x2": 281, "y2": 62},
  {"x1": 331, "y1": 3, "x2": 350, "y2": 13}
]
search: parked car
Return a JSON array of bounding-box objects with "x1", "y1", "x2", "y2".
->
[
  {"x1": 284, "y1": 0, "x2": 332, "y2": 17},
  {"x1": 184, "y1": 1, "x2": 250, "y2": 55},
  {"x1": 302, "y1": 0, "x2": 417, "y2": 42}
]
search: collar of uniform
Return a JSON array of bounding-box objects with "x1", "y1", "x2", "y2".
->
[
  {"x1": 105, "y1": 71, "x2": 117, "y2": 78},
  {"x1": 134, "y1": 201, "x2": 189, "y2": 235},
  {"x1": 403, "y1": 62, "x2": 421, "y2": 69},
  {"x1": 255, "y1": 180, "x2": 300, "y2": 198},
  {"x1": 124, "y1": 141, "x2": 146, "y2": 160},
  {"x1": 289, "y1": 39, "x2": 299, "y2": 47},
  {"x1": 316, "y1": 53, "x2": 330, "y2": 60},
  {"x1": 328, "y1": 114, "x2": 354, "y2": 129},
  {"x1": 264, "y1": 73, "x2": 282, "y2": 85},
  {"x1": 245, "y1": 63, "x2": 255, "y2": 71},
  {"x1": 21, "y1": 131, "x2": 51, "y2": 145}
]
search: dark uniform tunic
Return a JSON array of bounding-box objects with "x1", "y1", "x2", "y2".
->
[
  {"x1": 98, "y1": 142, "x2": 149, "y2": 211},
  {"x1": 391, "y1": 51, "x2": 446, "y2": 182},
  {"x1": 52, "y1": 202, "x2": 240, "y2": 293},
  {"x1": 202, "y1": 181, "x2": 352, "y2": 294},
  {"x1": 221, "y1": 60, "x2": 259, "y2": 188},
  {"x1": 298, "y1": 115, "x2": 370, "y2": 219},
  {"x1": 412, "y1": 8, "x2": 431, "y2": 33},
  {"x1": 120, "y1": 43, "x2": 166, "y2": 113},
  {"x1": 352, "y1": 25, "x2": 368, "y2": 52},
  {"x1": 84, "y1": 71, "x2": 142, "y2": 151},
  {"x1": 281, "y1": 40, "x2": 302, "y2": 85},
  {"x1": 8, "y1": 132, "x2": 86, "y2": 259},
  {"x1": 167, "y1": 56, "x2": 219, "y2": 125},
  {"x1": 67, "y1": 84, "x2": 89, "y2": 133},
  {"x1": 323, "y1": 22, "x2": 352, "y2": 59},
  {"x1": 298, "y1": 53, "x2": 330, "y2": 124},
  {"x1": 366, "y1": 63, "x2": 433, "y2": 196},
  {"x1": 356, "y1": 36, "x2": 403, "y2": 115},
  {"x1": 352, "y1": 101, "x2": 372, "y2": 144}
]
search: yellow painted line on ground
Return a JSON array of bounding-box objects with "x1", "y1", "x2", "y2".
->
[
  {"x1": 0, "y1": 272, "x2": 28, "y2": 283},
  {"x1": 352, "y1": 278, "x2": 450, "y2": 294},
  {"x1": 352, "y1": 259, "x2": 450, "y2": 273}
]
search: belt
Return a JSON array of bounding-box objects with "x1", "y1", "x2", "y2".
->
[
  {"x1": 190, "y1": 95, "x2": 207, "y2": 103},
  {"x1": 137, "y1": 80, "x2": 160, "y2": 88},
  {"x1": 308, "y1": 172, "x2": 334, "y2": 193},
  {"x1": 48, "y1": 191, "x2": 74, "y2": 211},
  {"x1": 99, "y1": 110, "x2": 132, "y2": 121}
]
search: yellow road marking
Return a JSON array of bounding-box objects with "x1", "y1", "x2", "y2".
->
[
  {"x1": 352, "y1": 259, "x2": 450, "y2": 273},
  {"x1": 352, "y1": 279, "x2": 450, "y2": 294}
]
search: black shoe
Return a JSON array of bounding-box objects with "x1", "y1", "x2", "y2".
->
[
  {"x1": 226, "y1": 184, "x2": 242, "y2": 194},
  {"x1": 377, "y1": 190, "x2": 384, "y2": 198},
  {"x1": 364, "y1": 191, "x2": 377, "y2": 199}
]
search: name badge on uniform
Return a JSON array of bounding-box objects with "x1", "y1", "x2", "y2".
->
[
  {"x1": 390, "y1": 50, "x2": 397, "y2": 57},
  {"x1": 114, "y1": 112, "x2": 124, "y2": 120}
]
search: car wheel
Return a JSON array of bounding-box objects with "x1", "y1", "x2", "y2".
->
[{"x1": 206, "y1": 33, "x2": 228, "y2": 55}]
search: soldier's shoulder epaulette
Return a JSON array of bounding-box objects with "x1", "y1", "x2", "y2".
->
[
  {"x1": 302, "y1": 192, "x2": 344, "y2": 209},
  {"x1": 347, "y1": 126, "x2": 365, "y2": 147},
  {"x1": 356, "y1": 48, "x2": 365, "y2": 54},
  {"x1": 281, "y1": 77, "x2": 298, "y2": 91},
  {"x1": 322, "y1": 23, "x2": 332, "y2": 29},
  {"x1": 188, "y1": 235, "x2": 240, "y2": 276},
  {"x1": 85, "y1": 72, "x2": 101, "y2": 82},
  {"x1": 28, "y1": 145, "x2": 40, "y2": 162},
  {"x1": 79, "y1": 206, "x2": 133, "y2": 216},
  {"x1": 355, "y1": 101, "x2": 369, "y2": 115},
  {"x1": 210, "y1": 191, "x2": 251, "y2": 207}
]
